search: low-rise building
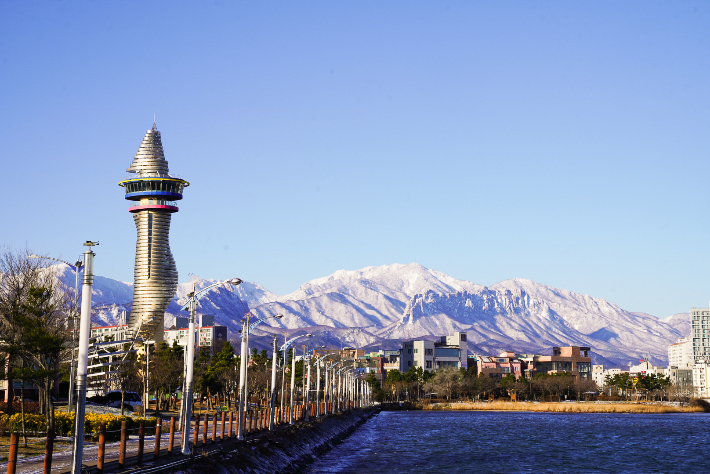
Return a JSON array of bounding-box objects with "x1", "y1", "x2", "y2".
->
[
  {"x1": 163, "y1": 324, "x2": 228, "y2": 353},
  {"x1": 472, "y1": 352, "x2": 524, "y2": 380},
  {"x1": 629, "y1": 359, "x2": 666, "y2": 377},
  {"x1": 399, "y1": 332, "x2": 468, "y2": 372},
  {"x1": 693, "y1": 361, "x2": 710, "y2": 398},
  {"x1": 665, "y1": 366, "x2": 693, "y2": 393},
  {"x1": 533, "y1": 346, "x2": 592, "y2": 381}
]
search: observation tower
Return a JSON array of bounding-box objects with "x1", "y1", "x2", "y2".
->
[{"x1": 118, "y1": 124, "x2": 189, "y2": 343}]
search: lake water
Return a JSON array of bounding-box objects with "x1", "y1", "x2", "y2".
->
[{"x1": 305, "y1": 410, "x2": 710, "y2": 473}]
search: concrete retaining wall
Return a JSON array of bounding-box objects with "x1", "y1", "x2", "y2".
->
[{"x1": 175, "y1": 408, "x2": 376, "y2": 474}]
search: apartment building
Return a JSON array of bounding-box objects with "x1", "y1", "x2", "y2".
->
[
  {"x1": 534, "y1": 346, "x2": 592, "y2": 381},
  {"x1": 690, "y1": 307, "x2": 710, "y2": 363},
  {"x1": 163, "y1": 324, "x2": 228, "y2": 353},
  {"x1": 693, "y1": 361, "x2": 710, "y2": 397},
  {"x1": 668, "y1": 337, "x2": 694, "y2": 369},
  {"x1": 399, "y1": 332, "x2": 468, "y2": 372},
  {"x1": 473, "y1": 351, "x2": 524, "y2": 380}
]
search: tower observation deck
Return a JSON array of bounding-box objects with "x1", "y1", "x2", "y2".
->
[{"x1": 118, "y1": 124, "x2": 189, "y2": 343}]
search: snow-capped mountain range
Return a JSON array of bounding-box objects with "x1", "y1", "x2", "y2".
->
[{"x1": 54, "y1": 262, "x2": 689, "y2": 368}]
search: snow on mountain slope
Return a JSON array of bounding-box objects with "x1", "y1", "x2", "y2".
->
[
  {"x1": 55, "y1": 264, "x2": 134, "y2": 305},
  {"x1": 660, "y1": 313, "x2": 691, "y2": 337},
  {"x1": 249, "y1": 263, "x2": 485, "y2": 329},
  {"x1": 50, "y1": 260, "x2": 689, "y2": 367},
  {"x1": 388, "y1": 284, "x2": 683, "y2": 365},
  {"x1": 280, "y1": 263, "x2": 483, "y2": 301}
]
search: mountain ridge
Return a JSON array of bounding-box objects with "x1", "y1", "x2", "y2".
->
[{"x1": 53, "y1": 262, "x2": 688, "y2": 368}]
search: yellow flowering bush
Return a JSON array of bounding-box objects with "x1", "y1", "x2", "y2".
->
[
  {"x1": 1, "y1": 412, "x2": 157, "y2": 441},
  {"x1": 54, "y1": 411, "x2": 74, "y2": 436},
  {"x1": 1, "y1": 413, "x2": 47, "y2": 433}
]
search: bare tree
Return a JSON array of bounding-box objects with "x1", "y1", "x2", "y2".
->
[
  {"x1": 0, "y1": 247, "x2": 71, "y2": 436},
  {"x1": 433, "y1": 367, "x2": 460, "y2": 401}
]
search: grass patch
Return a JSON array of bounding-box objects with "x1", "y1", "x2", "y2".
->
[
  {"x1": 0, "y1": 435, "x2": 73, "y2": 462},
  {"x1": 420, "y1": 401, "x2": 705, "y2": 414}
]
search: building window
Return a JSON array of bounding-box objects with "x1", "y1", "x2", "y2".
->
[
  {"x1": 425, "y1": 349, "x2": 433, "y2": 356},
  {"x1": 414, "y1": 348, "x2": 418, "y2": 353},
  {"x1": 426, "y1": 360, "x2": 432, "y2": 369}
]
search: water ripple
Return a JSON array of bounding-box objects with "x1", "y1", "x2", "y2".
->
[{"x1": 306, "y1": 411, "x2": 710, "y2": 474}]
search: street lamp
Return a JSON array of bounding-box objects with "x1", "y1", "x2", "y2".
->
[
  {"x1": 303, "y1": 353, "x2": 311, "y2": 421},
  {"x1": 277, "y1": 333, "x2": 312, "y2": 425},
  {"x1": 314, "y1": 354, "x2": 330, "y2": 417},
  {"x1": 28, "y1": 254, "x2": 84, "y2": 410},
  {"x1": 237, "y1": 313, "x2": 283, "y2": 440},
  {"x1": 300, "y1": 344, "x2": 323, "y2": 422},
  {"x1": 180, "y1": 277, "x2": 242, "y2": 455},
  {"x1": 325, "y1": 361, "x2": 341, "y2": 415},
  {"x1": 269, "y1": 335, "x2": 279, "y2": 431},
  {"x1": 336, "y1": 366, "x2": 348, "y2": 412},
  {"x1": 69, "y1": 240, "x2": 98, "y2": 474}
]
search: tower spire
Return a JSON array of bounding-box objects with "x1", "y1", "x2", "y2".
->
[{"x1": 126, "y1": 125, "x2": 169, "y2": 175}]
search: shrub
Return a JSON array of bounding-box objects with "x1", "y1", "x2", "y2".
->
[
  {"x1": 3, "y1": 413, "x2": 47, "y2": 433},
  {"x1": 55, "y1": 411, "x2": 74, "y2": 436},
  {"x1": 689, "y1": 398, "x2": 710, "y2": 412},
  {"x1": 0, "y1": 411, "x2": 157, "y2": 439},
  {"x1": 0, "y1": 401, "x2": 41, "y2": 415}
]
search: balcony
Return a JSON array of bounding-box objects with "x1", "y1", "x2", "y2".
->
[{"x1": 128, "y1": 199, "x2": 179, "y2": 213}]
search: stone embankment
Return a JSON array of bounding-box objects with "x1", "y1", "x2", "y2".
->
[{"x1": 176, "y1": 408, "x2": 376, "y2": 474}]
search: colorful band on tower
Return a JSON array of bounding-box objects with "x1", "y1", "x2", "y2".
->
[{"x1": 118, "y1": 124, "x2": 189, "y2": 343}]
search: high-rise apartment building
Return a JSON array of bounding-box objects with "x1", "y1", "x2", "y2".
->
[
  {"x1": 119, "y1": 124, "x2": 189, "y2": 343},
  {"x1": 689, "y1": 307, "x2": 710, "y2": 363}
]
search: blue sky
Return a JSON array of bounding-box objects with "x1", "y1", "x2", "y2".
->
[{"x1": 1, "y1": 1, "x2": 708, "y2": 318}]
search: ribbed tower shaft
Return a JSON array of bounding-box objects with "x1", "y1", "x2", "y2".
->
[{"x1": 129, "y1": 210, "x2": 178, "y2": 343}]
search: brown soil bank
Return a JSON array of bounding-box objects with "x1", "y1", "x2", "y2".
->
[
  {"x1": 174, "y1": 408, "x2": 376, "y2": 474},
  {"x1": 418, "y1": 400, "x2": 709, "y2": 414}
]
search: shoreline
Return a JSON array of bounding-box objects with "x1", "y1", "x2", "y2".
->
[{"x1": 417, "y1": 400, "x2": 707, "y2": 414}]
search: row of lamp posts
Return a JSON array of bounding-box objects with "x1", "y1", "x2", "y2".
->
[{"x1": 39, "y1": 242, "x2": 372, "y2": 472}]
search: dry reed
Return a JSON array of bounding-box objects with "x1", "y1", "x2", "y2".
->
[{"x1": 420, "y1": 401, "x2": 704, "y2": 414}]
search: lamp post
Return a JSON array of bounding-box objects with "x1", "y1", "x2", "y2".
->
[
  {"x1": 289, "y1": 347, "x2": 296, "y2": 424},
  {"x1": 180, "y1": 278, "x2": 242, "y2": 455},
  {"x1": 237, "y1": 313, "x2": 283, "y2": 440},
  {"x1": 70, "y1": 241, "x2": 98, "y2": 474},
  {"x1": 314, "y1": 354, "x2": 329, "y2": 417},
  {"x1": 336, "y1": 367, "x2": 347, "y2": 412},
  {"x1": 277, "y1": 334, "x2": 312, "y2": 425},
  {"x1": 301, "y1": 345, "x2": 308, "y2": 421},
  {"x1": 269, "y1": 336, "x2": 279, "y2": 431},
  {"x1": 325, "y1": 361, "x2": 341, "y2": 415},
  {"x1": 29, "y1": 254, "x2": 84, "y2": 410},
  {"x1": 304, "y1": 352, "x2": 314, "y2": 422}
]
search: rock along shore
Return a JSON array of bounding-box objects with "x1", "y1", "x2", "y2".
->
[{"x1": 174, "y1": 408, "x2": 376, "y2": 474}]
